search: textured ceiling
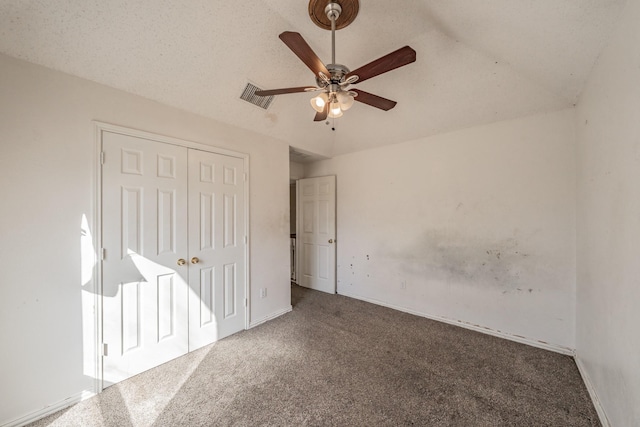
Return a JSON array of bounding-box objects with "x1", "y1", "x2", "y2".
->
[{"x1": 0, "y1": 0, "x2": 625, "y2": 158}]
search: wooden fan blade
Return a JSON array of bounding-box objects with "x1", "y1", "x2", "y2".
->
[
  {"x1": 279, "y1": 31, "x2": 330, "y2": 77},
  {"x1": 255, "y1": 86, "x2": 317, "y2": 96},
  {"x1": 346, "y1": 46, "x2": 416, "y2": 83},
  {"x1": 314, "y1": 102, "x2": 328, "y2": 121},
  {"x1": 352, "y1": 89, "x2": 397, "y2": 111}
]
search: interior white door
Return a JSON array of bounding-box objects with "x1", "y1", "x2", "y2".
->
[
  {"x1": 101, "y1": 132, "x2": 189, "y2": 386},
  {"x1": 297, "y1": 175, "x2": 336, "y2": 294},
  {"x1": 188, "y1": 149, "x2": 246, "y2": 350}
]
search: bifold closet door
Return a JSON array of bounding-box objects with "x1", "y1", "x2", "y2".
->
[{"x1": 101, "y1": 132, "x2": 189, "y2": 386}]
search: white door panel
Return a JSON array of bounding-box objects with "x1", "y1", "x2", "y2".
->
[
  {"x1": 297, "y1": 176, "x2": 336, "y2": 294},
  {"x1": 102, "y1": 132, "x2": 189, "y2": 386},
  {"x1": 188, "y1": 150, "x2": 245, "y2": 351}
]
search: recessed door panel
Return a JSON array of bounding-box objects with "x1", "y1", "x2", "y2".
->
[
  {"x1": 318, "y1": 200, "x2": 329, "y2": 235},
  {"x1": 121, "y1": 149, "x2": 143, "y2": 175},
  {"x1": 157, "y1": 273, "x2": 175, "y2": 341},
  {"x1": 303, "y1": 201, "x2": 315, "y2": 233},
  {"x1": 303, "y1": 243, "x2": 315, "y2": 278},
  {"x1": 318, "y1": 182, "x2": 330, "y2": 196},
  {"x1": 157, "y1": 155, "x2": 175, "y2": 179},
  {"x1": 121, "y1": 281, "x2": 141, "y2": 354},
  {"x1": 200, "y1": 193, "x2": 215, "y2": 251},
  {"x1": 157, "y1": 189, "x2": 175, "y2": 255},
  {"x1": 223, "y1": 166, "x2": 236, "y2": 185},
  {"x1": 318, "y1": 245, "x2": 330, "y2": 280},
  {"x1": 224, "y1": 263, "x2": 236, "y2": 318},
  {"x1": 302, "y1": 183, "x2": 315, "y2": 197},
  {"x1": 121, "y1": 187, "x2": 142, "y2": 257},
  {"x1": 200, "y1": 267, "x2": 214, "y2": 327},
  {"x1": 200, "y1": 162, "x2": 214, "y2": 183},
  {"x1": 223, "y1": 194, "x2": 236, "y2": 248}
]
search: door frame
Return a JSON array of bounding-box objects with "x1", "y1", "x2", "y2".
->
[{"x1": 93, "y1": 121, "x2": 250, "y2": 391}]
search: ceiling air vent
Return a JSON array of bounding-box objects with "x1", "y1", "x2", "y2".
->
[{"x1": 240, "y1": 83, "x2": 274, "y2": 109}]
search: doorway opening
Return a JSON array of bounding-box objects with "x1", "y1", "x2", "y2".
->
[{"x1": 288, "y1": 147, "x2": 337, "y2": 298}]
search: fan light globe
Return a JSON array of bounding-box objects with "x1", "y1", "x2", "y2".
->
[
  {"x1": 310, "y1": 93, "x2": 329, "y2": 112},
  {"x1": 337, "y1": 91, "x2": 355, "y2": 110},
  {"x1": 328, "y1": 101, "x2": 343, "y2": 118}
]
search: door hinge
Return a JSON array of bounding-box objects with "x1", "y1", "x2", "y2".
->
[
  {"x1": 102, "y1": 343, "x2": 108, "y2": 356},
  {"x1": 101, "y1": 248, "x2": 106, "y2": 260},
  {"x1": 244, "y1": 235, "x2": 247, "y2": 244},
  {"x1": 244, "y1": 173, "x2": 247, "y2": 182},
  {"x1": 100, "y1": 151, "x2": 105, "y2": 165},
  {"x1": 245, "y1": 298, "x2": 248, "y2": 307}
]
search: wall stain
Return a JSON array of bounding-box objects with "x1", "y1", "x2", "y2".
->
[
  {"x1": 264, "y1": 112, "x2": 278, "y2": 124},
  {"x1": 378, "y1": 228, "x2": 551, "y2": 294}
]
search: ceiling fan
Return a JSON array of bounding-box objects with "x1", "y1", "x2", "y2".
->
[{"x1": 255, "y1": 0, "x2": 416, "y2": 122}]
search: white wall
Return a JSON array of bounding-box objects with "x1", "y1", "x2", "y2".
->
[
  {"x1": 306, "y1": 109, "x2": 577, "y2": 350},
  {"x1": 0, "y1": 54, "x2": 291, "y2": 425},
  {"x1": 575, "y1": 0, "x2": 640, "y2": 424},
  {"x1": 289, "y1": 161, "x2": 305, "y2": 181}
]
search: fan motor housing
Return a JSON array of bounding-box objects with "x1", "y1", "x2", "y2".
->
[{"x1": 317, "y1": 63, "x2": 351, "y2": 86}]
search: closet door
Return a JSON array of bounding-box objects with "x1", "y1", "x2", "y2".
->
[
  {"x1": 188, "y1": 149, "x2": 246, "y2": 350},
  {"x1": 101, "y1": 131, "x2": 189, "y2": 386}
]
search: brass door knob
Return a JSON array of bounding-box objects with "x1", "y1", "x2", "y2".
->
[
  {"x1": 177, "y1": 258, "x2": 186, "y2": 266},
  {"x1": 191, "y1": 257, "x2": 199, "y2": 264},
  {"x1": 328, "y1": 239, "x2": 334, "y2": 244}
]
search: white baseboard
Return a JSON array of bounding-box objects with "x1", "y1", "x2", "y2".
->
[
  {"x1": 2, "y1": 390, "x2": 95, "y2": 427},
  {"x1": 249, "y1": 305, "x2": 293, "y2": 328},
  {"x1": 575, "y1": 355, "x2": 611, "y2": 427},
  {"x1": 338, "y1": 291, "x2": 575, "y2": 356}
]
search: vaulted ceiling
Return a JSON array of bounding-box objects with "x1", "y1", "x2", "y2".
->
[{"x1": 0, "y1": 0, "x2": 625, "y2": 158}]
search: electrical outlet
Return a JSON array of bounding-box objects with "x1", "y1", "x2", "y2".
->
[
  {"x1": 401, "y1": 281, "x2": 407, "y2": 290},
  {"x1": 260, "y1": 288, "x2": 267, "y2": 298}
]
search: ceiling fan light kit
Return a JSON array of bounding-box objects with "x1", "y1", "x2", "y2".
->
[
  {"x1": 255, "y1": 0, "x2": 416, "y2": 122},
  {"x1": 310, "y1": 92, "x2": 329, "y2": 112}
]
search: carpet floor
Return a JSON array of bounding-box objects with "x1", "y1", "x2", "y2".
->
[{"x1": 29, "y1": 284, "x2": 600, "y2": 426}]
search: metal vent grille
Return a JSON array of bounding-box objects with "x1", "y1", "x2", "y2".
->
[{"x1": 240, "y1": 83, "x2": 274, "y2": 109}]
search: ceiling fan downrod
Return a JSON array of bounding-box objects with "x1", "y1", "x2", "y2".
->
[
  {"x1": 325, "y1": 2, "x2": 341, "y2": 65},
  {"x1": 312, "y1": 2, "x2": 358, "y2": 119}
]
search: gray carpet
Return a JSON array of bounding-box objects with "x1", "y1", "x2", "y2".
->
[{"x1": 29, "y1": 284, "x2": 600, "y2": 426}]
